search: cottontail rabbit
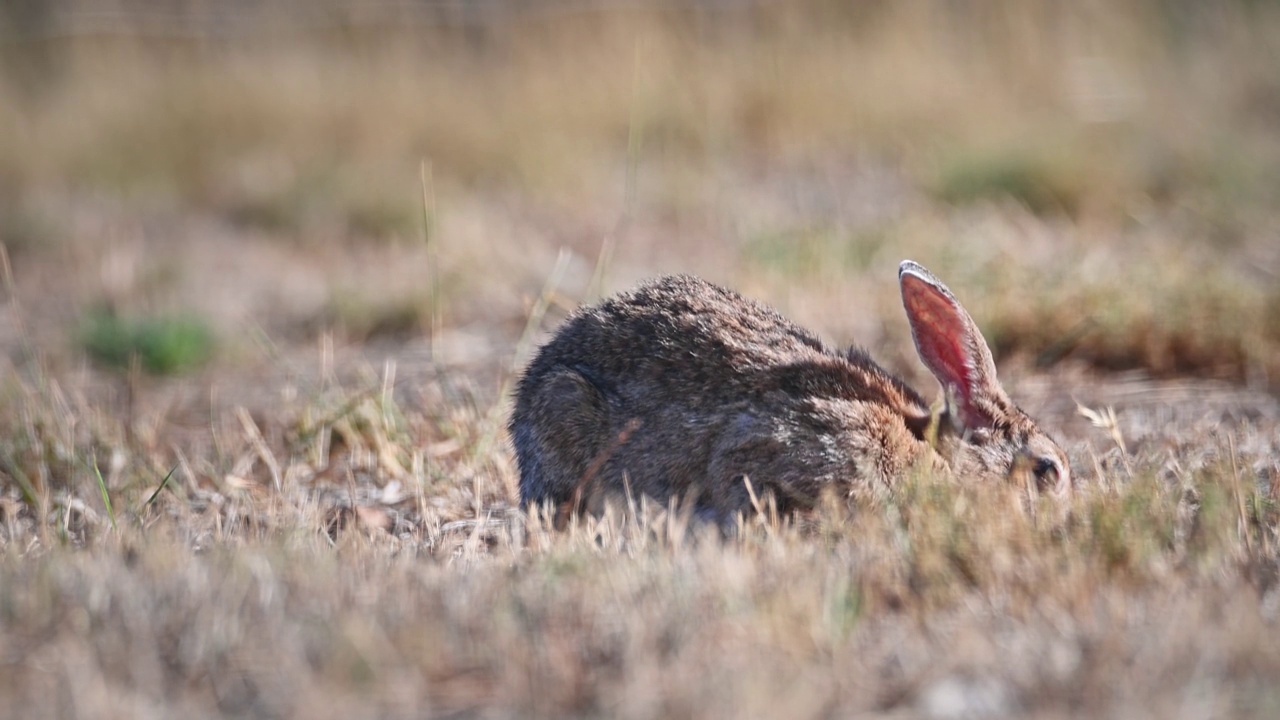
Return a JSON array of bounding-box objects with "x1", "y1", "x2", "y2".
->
[{"x1": 510, "y1": 261, "x2": 1070, "y2": 521}]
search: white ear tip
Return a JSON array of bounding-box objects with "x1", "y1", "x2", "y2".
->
[{"x1": 899, "y1": 260, "x2": 931, "y2": 282}]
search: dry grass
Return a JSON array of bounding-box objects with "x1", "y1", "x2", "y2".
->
[
  {"x1": 2, "y1": 1, "x2": 1280, "y2": 718},
  {"x1": 2, "y1": 344, "x2": 1278, "y2": 718}
]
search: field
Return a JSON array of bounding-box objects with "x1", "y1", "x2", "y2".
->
[{"x1": 2, "y1": 1, "x2": 1279, "y2": 717}]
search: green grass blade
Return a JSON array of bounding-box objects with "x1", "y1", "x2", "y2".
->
[
  {"x1": 142, "y1": 464, "x2": 178, "y2": 510},
  {"x1": 91, "y1": 455, "x2": 117, "y2": 532},
  {"x1": 1, "y1": 453, "x2": 40, "y2": 508}
]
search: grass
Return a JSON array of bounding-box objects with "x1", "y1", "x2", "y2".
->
[
  {"x1": 312, "y1": 292, "x2": 432, "y2": 343},
  {"x1": 743, "y1": 225, "x2": 887, "y2": 278},
  {"x1": 80, "y1": 312, "x2": 215, "y2": 375},
  {"x1": 931, "y1": 142, "x2": 1093, "y2": 216},
  {"x1": 975, "y1": 248, "x2": 1280, "y2": 382},
  {"x1": 2, "y1": 1, "x2": 1280, "y2": 717},
  {"x1": 3, "y1": 320, "x2": 1278, "y2": 717}
]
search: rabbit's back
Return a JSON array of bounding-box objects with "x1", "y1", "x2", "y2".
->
[{"x1": 526, "y1": 274, "x2": 830, "y2": 399}]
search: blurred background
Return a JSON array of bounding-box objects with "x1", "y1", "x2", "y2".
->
[{"x1": 1, "y1": 0, "x2": 1278, "y2": 400}]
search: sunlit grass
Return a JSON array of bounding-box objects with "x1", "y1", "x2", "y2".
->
[{"x1": 0, "y1": 358, "x2": 1275, "y2": 716}]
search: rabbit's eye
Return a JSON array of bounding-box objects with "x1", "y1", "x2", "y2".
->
[{"x1": 1032, "y1": 457, "x2": 1060, "y2": 488}]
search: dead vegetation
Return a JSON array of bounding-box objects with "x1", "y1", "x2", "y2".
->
[
  {"x1": 1, "y1": 1, "x2": 1280, "y2": 718},
  {"x1": 2, "y1": 342, "x2": 1278, "y2": 718}
]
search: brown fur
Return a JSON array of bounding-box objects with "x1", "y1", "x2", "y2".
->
[{"x1": 510, "y1": 262, "x2": 1070, "y2": 523}]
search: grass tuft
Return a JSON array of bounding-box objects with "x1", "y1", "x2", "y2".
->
[
  {"x1": 931, "y1": 145, "x2": 1088, "y2": 216},
  {"x1": 79, "y1": 311, "x2": 215, "y2": 375}
]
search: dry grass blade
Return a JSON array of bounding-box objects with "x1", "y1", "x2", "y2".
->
[
  {"x1": 743, "y1": 474, "x2": 763, "y2": 516},
  {"x1": 1227, "y1": 434, "x2": 1253, "y2": 557},
  {"x1": 420, "y1": 158, "x2": 442, "y2": 360},
  {"x1": 512, "y1": 247, "x2": 573, "y2": 374},
  {"x1": 236, "y1": 406, "x2": 283, "y2": 492},
  {"x1": 90, "y1": 455, "x2": 116, "y2": 533},
  {"x1": 465, "y1": 246, "x2": 574, "y2": 468},
  {"x1": 1076, "y1": 400, "x2": 1127, "y2": 454}
]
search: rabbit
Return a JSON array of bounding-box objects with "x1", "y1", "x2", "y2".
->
[{"x1": 509, "y1": 260, "x2": 1070, "y2": 523}]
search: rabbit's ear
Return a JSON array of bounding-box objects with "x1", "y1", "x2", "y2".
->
[{"x1": 898, "y1": 261, "x2": 1005, "y2": 431}]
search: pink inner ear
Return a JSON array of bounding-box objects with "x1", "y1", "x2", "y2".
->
[{"x1": 901, "y1": 274, "x2": 974, "y2": 402}]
